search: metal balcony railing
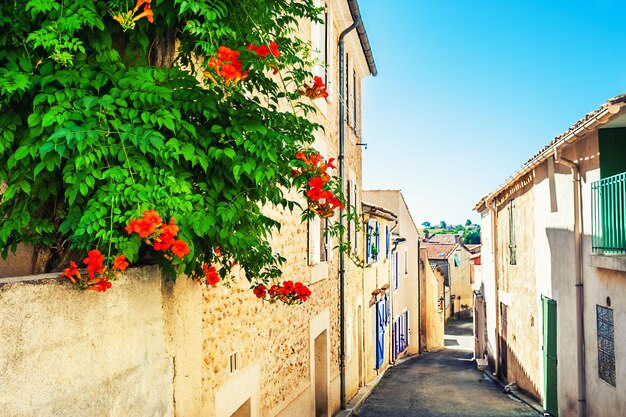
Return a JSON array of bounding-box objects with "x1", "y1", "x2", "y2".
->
[{"x1": 591, "y1": 172, "x2": 626, "y2": 254}]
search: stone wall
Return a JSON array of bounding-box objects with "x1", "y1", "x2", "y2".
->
[
  {"x1": 419, "y1": 248, "x2": 444, "y2": 352},
  {"x1": 0, "y1": 267, "x2": 177, "y2": 417}
]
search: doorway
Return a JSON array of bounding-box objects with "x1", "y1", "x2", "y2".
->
[
  {"x1": 542, "y1": 296, "x2": 558, "y2": 416},
  {"x1": 314, "y1": 330, "x2": 328, "y2": 417},
  {"x1": 500, "y1": 302, "x2": 508, "y2": 381}
]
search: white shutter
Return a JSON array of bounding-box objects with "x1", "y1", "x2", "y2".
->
[
  {"x1": 308, "y1": 217, "x2": 321, "y2": 265},
  {"x1": 326, "y1": 218, "x2": 333, "y2": 262}
]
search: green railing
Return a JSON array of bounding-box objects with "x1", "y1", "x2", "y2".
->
[{"x1": 591, "y1": 172, "x2": 626, "y2": 254}]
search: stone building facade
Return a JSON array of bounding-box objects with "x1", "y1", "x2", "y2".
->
[
  {"x1": 475, "y1": 94, "x2": 626, "y2": 416},
  {"x1": 0, "y1": 1, "x2": 378, "y2": 417}
]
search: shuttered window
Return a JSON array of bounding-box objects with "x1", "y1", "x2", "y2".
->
[
  {"x1": 385, "y1": 226, "x2": 390, "y2": 259},
  {"x1": 366, "y1": 219, "x2": 380, "y2": 264},
  {"x1": 509, "y1": 200, "x2": 517, "y2": 265}
]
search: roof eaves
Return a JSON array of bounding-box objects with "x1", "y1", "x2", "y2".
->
[
  {"x1": 347, "y1": 0, "x2": 377, "y2": 76},
  {"x1": 473, "y1": 94, "x2": 626, "y2": 210}
]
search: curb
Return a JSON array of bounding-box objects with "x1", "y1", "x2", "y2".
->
[{"x1": 481, "y1": 371, "x2": 545, "y2": 416}]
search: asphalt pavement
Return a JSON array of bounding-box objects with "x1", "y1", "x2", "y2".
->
[{"x1": 356, "y1": 318, "x2": 541, "y2": 417}]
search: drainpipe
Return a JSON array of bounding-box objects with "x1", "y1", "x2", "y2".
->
[
  {"x1": 555, "y1": 155, "x2": 586, "y2": 417},
  {"x1": 417, "y1": 239, "x2": 422, "y2": 352},
  {"x1": 338, "y1": 16, "x2": 361, "y2": 411},
  {"x1": 489, "y1": 199, "x2": 500, "y2": 378}
]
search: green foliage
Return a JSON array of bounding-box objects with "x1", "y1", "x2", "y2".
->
[
  {"x1": 463, "y1": 227, "x2": 481, "y2": 244},
  {"x1": 0, "y1": 0, "x2": 323, "y2": 284}
]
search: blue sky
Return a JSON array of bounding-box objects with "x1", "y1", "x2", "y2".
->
[{"x1": 358, "y1": 0, "x2": 626, "y2": 226}]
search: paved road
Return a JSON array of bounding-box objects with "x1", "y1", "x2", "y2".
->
[{"x1": 357, "y1": 319, "x2": 541, "y2": 417}]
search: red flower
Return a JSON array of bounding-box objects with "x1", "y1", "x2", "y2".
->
[
  {"x1": 301, "y1": 77, "x2": 328, "y2": 100},
  {"x1": 112, "y1": 255, "x2": 129, "y2": 272},
  {"x1": 253, "y1": 284, "x2": 267, "y2": 298},
  {"x1": 132, "y1": 2, "x2": 154, "y2": 23},
  {"x1": 207, "y1": 46, "x2": 249, "y2": 84},
  {"x1": 248, "y1": 41, "x2": 280, "y2": 58},
  {"x1": 202, "y1": 264, "x2": 220, "y2": 286},
  {"x1": 142, "y1": 210, "x2": 162, "y2": 226},
  {"x1": 153, "y1": 231, "x2": 175, "y2": 251},
  {"x1": 83, "y1": 249, "x2": 104, "y2": 278},
  {"x1": 126, "y1": 218, "x2": 156, "y2": 238},
  {"x1": 215, "y1": 246, "x2": 222, "y2": 257},
  {"x1": 294, "y1": 282, "x2": 312, "y2": 301},
  {"x1": 308, "y1": 177, "x2": 326, "y2": 189},
  {"x1": 88, "y1": 279, "x2": 112, "y2": 292},
  {"x1": 161, "y1": 218, "x2": 179, "y2": 236},
  {"x1": 282, "y1": 280, "x2": 295, "y2": 294},
  {"x1": 171, "y1": 240, "x2": 190, "y2": 258},
  {"x1": 60, "y1": 261, "x2": 79, "y2": 282}
]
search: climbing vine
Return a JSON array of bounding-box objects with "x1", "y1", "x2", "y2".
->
[{"x1": 0, "y1": 0, "x2": 352, "y2": 302}]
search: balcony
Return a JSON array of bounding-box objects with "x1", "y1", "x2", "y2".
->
[{"x1": 591, "y1": 172, "x2": 626, "y2": 255}]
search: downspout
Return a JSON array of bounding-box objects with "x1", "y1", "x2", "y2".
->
[
  {"x1": 489, "y1": 199, "x2": 500, "y2": 377},
  {"x1": 338, "y1": 16, "x2": 361, "y2": 411},
  {"x1": 417, "y1": 239, "x2": 422, "y2": 352},
  {"x1": 555, "y1": 155, "x2": 586, "y2": 417}
]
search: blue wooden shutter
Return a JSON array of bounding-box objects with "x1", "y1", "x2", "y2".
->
[
  {"x1": 375, "y1": 221, "x2": 380, "y2": 260},
  {"x1": 376, "y1": 301, "x2": 385, "y2": 369},
  {"x1": 366, "y1": 220, "x2": 372, "y2": 263}
]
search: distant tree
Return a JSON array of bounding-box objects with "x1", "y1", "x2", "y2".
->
[
  {"x1": 423, "y1": 229, "x2": 430, "y2": 235},
  {"x1": 422, "y1": 221, "x2": 431, "y2": 228},
  {"x1": 439, "y1": 220, "x2": 447, "y2": 229},
  {"x1": 463, "y1": 227, "x2": 481, "y2": 244},
  {"x1": 454, "y1": 225, "x2": 465, "y2": 233},
  {"x1": 465, "y1": 219, "x2": 472, "y2": 226}
]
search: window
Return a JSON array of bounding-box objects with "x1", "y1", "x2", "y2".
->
[
  {"x1": 404, "y1": 249, "x2": 408, "y2": 274},
  {"x1": 453, "y1": 253, "x2": 460, "y2": 267},
  {"x1": 508, "y1": 200, "x2": 517, "y2": 265},
  {"x1": 385, "y1": 226, "x2": 390, "y2": 259},
  {"x1": 392, "y1": 251, "x2": 399, "y2": 290},
  {"x1": 366, "y1": 219, "x2": 380, "y2": 264},
  {"x1": 394, "y1": 311, "x2": 410, "y2": 359},
  {"x1": 347, "y1": 180, "x2": 358, "y2": 252},
  {"x1": 311, "y1": 0, "x2": 329, "y2": 85},
  {"x1": 352, "y1": 70, "x2": 357, "y2": 131},
  {"x1": 308, "y1": 217, "x2": 329, "y2": 265},
  {"x1": 375, "y1": 301, "x2": 386, "y2": 369},
  {"x1": 597, "y1": 305, "x2": 616, "y2": 387}
]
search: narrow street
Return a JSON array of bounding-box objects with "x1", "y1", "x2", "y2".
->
[{"x1": 356, "y1": 319, "x2": 541, "y2": 417}]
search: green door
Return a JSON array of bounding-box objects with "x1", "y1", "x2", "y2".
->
[{"x1": 542, "y1": 296, "x2": 558, "y2": 416}]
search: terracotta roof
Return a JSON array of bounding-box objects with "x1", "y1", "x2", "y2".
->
[
  {"x1": 425, "y1": 234, "x2": 459, "y2": 245},
  {"x1": 465, "y1": 244, "x2": 481, "y2": 254},
  {"x1": 423, "y1": 243, "x2": 458, "y2": 260}
]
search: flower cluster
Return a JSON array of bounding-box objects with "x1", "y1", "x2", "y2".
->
[
  {"x1": 60, "y1": 250, "x2": 128, "y2": 292},
  {"x1": 253, "y1": 280, "x2": 312, "y2": 305},
  {"x1": 294, "y1": 152, "x2": 344, "y2": 218},
  {"x1": 205, "y1": 46, "x2": 249, "y2": 85},
  {"x1": 247, "y1": 41, "x2": 280, "y2": 58},
  {"x1": 112, "y1": 0, "x2": 154, "y2": 31},
  {"x1": 301, "y1": 76, "x2": 328, "y2": 100},
  {"x1": 126, "y1": 210, "x2": 190, "y2": 258}
]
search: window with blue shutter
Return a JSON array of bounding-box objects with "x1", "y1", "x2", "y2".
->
[
  {"x1": 366, "y1": 220, "x2": 373, "y2": 264},
  {"x1": 453, "y1": 253, "x2": 460, "y2": 267},
  {"x1": 375, "y1": 221, "x2": 380, "y2": 261},
  {"x1": 375, "y1": 301, "x2": 386, "y2": 369}
]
